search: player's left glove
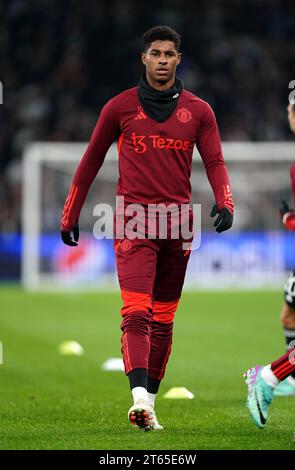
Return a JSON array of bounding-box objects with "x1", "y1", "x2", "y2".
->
[
  {"x1": 210, "y1": 204, "x2": 233, "y2": 233},
  {"x1": 61, "y1": 223, "x2": 79, "y2": 246},
  {"x1": 279, "y1": 200, "x2": 292, "y2": 222}
]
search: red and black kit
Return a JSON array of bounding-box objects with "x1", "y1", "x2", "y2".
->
[{"x1": 61, "y1": 85, "x2": 234, "y2": 383}]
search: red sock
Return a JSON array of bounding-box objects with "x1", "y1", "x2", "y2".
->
[
  {"x1": 271, "y1": 348, "x2": 295, "y2": 381},
  {"x1": 148, "y1": 321, "x2": 173, "y2": 380},
  {"x1": 121, "y1": 311, "x2": 152, "y2": 374}
]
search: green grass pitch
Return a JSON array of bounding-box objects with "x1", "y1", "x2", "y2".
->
[{"x1": 0, "y1": 287, "x2": 294, "y2": 450}]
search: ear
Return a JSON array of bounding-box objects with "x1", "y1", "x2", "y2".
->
[
  {"x1": 141, "y1": 52, "x2": 147, "y2": 66},
  {"x1": 177, "y1": 53, "x2": 182, "y2": 65}
]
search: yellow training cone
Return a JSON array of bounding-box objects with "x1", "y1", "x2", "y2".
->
[
  {"x1": 163, "y1": 387, "x2": 194, "y2": 399},
  {"x1": 58, "y1": 340, "x2": 84, "y2": 356}
]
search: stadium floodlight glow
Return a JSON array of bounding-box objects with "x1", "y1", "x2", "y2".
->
[{"x1": 22, "y1": 141, "x2": 295, "y2": 291}]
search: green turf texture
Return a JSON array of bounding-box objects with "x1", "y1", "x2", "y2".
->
[{"x1": 0, "y1": 287, "x2": 294, "y2": 450}]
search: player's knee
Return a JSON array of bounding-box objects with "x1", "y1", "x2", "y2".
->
[
  {"x1": 153, "y1": 311, "x2": 175, "y2": 323},
  {"x1": 152, "y1": 299, "x2": 179, "y2": 323},
  {"x1": 280, "y1": 303, "x2": 295, "y2": 328},
  {"x1": 120, "y1": 289, "x2": 152, "y2": 316}
]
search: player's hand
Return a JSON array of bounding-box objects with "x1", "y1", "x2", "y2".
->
[
  {"x1": 61, "y1": 223, "x2": 79, "y2": 246},
  {"x1": 279, "y1": 200, "x2": 292, "y2": 221},
  {"x1": 210, "y1": 204, "x2": 233, "y2": 233}
]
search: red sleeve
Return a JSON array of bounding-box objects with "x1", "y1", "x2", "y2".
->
[
  {"x1": 61, "y1": 98, "x2": 120, "y2": 231},
  {"x1": 283, "y1": 212, "x2": 295, "y2": 231},
  {"x1": 195, "y1": 103, "x2": 234, "y2": 214},
  {"x1": 290, "y1": 163, "x2": 295, "y2": 205}
]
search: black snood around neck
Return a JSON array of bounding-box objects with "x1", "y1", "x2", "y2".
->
[{"x1": 137, "y1": 74, "x2": 184, "y2": 123}]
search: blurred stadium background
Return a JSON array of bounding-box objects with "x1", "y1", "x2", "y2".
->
[
  {"x1": 1, "y1": 0, "x2": 295, "y2": 450},
  {"x1": 0, "y1": 0, "x2": 295, "y2": 288}
]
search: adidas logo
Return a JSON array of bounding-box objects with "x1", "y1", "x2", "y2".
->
[{"x1": 135, "y1": 110, "x2": 147, "y2": 120}]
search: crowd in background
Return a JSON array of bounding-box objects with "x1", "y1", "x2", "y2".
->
[{"x1": 0, "y1": 0, "x2": 295, "y2": 233}]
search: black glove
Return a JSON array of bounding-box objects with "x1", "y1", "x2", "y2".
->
[
  {"x1": 279, "y1": 200, "x2": 292, "y2": 221},
  {"x1": 210, "y1": 204, "x2": 233, "y2": 233},
  {"x1": 61, "y1": 223, "x2": 79, "y2": 246}
]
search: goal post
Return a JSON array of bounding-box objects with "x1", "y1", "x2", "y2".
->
[
  {"x1": 22, "y1": 142, "x2": 117, "y2": 290},
  {"x1": 22, "y1": 141, "x2": 295, "y2": 290}
]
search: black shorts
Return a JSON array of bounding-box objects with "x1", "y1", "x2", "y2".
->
[{"x1": 284, "y1": 271, "x2": 295, "y2": 308}]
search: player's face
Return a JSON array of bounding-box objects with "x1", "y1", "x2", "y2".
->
[
  {"x1": 141, "y1": 40, "x2": 181, "y2": 86},
  {"x1": 287, "y1": 103, "x2": 295, "y2": 134}
]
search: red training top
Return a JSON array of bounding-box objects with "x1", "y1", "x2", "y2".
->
[{"x1": 61, "y1": 87, "x2": 234, "y2": 231}]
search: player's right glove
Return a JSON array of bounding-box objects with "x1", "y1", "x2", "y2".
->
[
  {"x1": 210, "y1": 204, "x2": 233, "y2": 233},
  {"x1": 279, "y1": 200, "x2": 292, "y2": 222},
  {"x1": 61, "y1": 223, "x2": 79, "y2": 246}
]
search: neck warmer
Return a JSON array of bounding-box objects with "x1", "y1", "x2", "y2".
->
[{"x1": 137, "y1": 74, "x2": 183, "y2": 122}]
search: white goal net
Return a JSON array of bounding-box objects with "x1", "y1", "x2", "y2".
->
[{"x1": 22, "y1": 142, "x2": 295, "y2": 290}]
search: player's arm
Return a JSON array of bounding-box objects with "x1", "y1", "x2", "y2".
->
[
  {"x1": 195, "y1": 102, "x2": 234, "y2": 233},
  {"x1": 60, "y1": 98, "x2": 120, "y2": 245},
  {"x1": 279, "y1": 164, "x2": 295, "y2": 232},
  {"x1": 280, "y1": 200, "x2": 295, "y2": 231}
]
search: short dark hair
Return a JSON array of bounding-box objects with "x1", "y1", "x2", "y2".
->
[{"x1": 142, "y1": 25, "x2": 181, "y2": 52}]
